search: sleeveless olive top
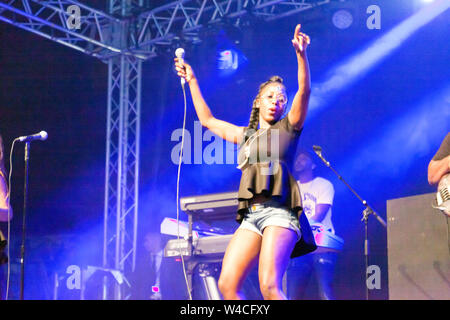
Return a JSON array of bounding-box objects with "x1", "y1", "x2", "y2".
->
[{"x1": 236, "y1": 117, "x2": 316, "y2": 257}]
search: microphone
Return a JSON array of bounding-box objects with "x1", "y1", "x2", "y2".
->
[
  {"x1": 175, "y1": 48, "x2": 186, "y2": 85},
  {"x1": 312, "y1": 145, "x2": 322, "y2": 156},
  {"x1": 18, "y1": 131, "x2": 48, "y2": 142},
  {"x1": 312, "y1": 145, "x2": 329, "y2": 167}
]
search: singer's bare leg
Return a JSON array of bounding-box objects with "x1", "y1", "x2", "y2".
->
[
  {"x1": 258, "y1": 226, "x2": 298, "y2": 300},
  {"x1": 218, "y1": 228, "x2": 261, "y2": 299}
]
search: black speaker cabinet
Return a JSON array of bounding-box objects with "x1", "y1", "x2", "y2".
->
[{"x1": 387, "y1": 192, "x2": 450, "y2": 300}]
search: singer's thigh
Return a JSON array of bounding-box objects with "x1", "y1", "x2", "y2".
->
[
  {"x1": 219, "y1": 228, "x2": 262, "y2": 291},
  {"x1": 258, "y1": 226, "x2": 298, "y2": 289}
]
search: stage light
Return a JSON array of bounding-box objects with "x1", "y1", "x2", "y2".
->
[
  {"x1": 216, "y1": 48, "x2": 247, "y2": 77},
  {"x1": 218, "y1": 50, "x2": 238, "y2": 70},
  {"x1": 332, "y1": 9, "x2": 354, "y2": 29},
  {"x1": 214, "y1": 25, "x2": 248, "y2": 77}
]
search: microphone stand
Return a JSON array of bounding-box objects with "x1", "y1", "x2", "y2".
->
[
  {"x1": 20, "y1": 142, "x2": 30, "y2": 300},
  {"x1": 312, "y1": 145, "x2": 387, "y2": 300}
]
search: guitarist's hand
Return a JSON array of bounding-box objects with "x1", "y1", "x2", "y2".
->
[{"x1": 428, "y1": 155, "x2": 450, "y2": 186}]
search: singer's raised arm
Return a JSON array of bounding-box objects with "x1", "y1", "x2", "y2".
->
[
  {"x1": 174, "y1": 58, "x2": 244, "y2": 144},
  {"x1": 287, "y1": 24, "x2": 311, "y2": 131}
]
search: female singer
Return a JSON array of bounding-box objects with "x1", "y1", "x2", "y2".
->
[{"x1": 174, "y1": 24, "x2": 316, "y2": 300}]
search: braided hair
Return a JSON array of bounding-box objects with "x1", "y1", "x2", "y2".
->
[{"x1": 243, "y1": 76, "x2": 285, "y2": 143}]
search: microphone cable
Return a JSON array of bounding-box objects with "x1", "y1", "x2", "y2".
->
[{"x1": 175, "y1": 80, "x2": 193, "y2": 300}]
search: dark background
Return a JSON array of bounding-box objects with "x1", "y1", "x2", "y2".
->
[{"x1": 0, "y1": 0, "x2": 448, "y2": 299}]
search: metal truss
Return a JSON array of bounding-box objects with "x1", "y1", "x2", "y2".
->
[
  {"x1": 108, "y1": 0, "x2": 145, "y2": 16},
  {"x1": 103, "y1": 54, "x2": 141, "y2": 300},
  {"x1": 103, "y1": 1, "x2": 143, "y2": 301},
  {"x1": 130, "y1": 0, "x2": 332, "y2": 55},
  {"x1": 0, "y1": 0, "x2": 332, "y2": 60},
  {"x1": 0, "y1": 0, "x2": 125, "y2": 59}
]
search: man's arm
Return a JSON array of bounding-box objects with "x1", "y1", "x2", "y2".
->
[
  {"x1": 311, "y1": 204, "x2": 331, "y2": 223},
  {"x1": 310, "y1": 179, "x2": 334, "y2": 223},
  {"x1": 428, "y1": 155, "x2": 450, "y2": 186},
  {"x1": 428, "y1": 133, "x2": 450, "y2": 186}
]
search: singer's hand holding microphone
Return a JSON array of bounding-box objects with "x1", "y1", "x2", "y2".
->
[{"x1": 174, "y1": 48, "x2": 195, "y2": 85}]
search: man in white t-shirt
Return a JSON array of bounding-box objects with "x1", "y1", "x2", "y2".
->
[{"x1": 286, "y1": 150, "x2": 338, "y2": 300}]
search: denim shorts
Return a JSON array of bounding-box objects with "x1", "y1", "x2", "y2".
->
[{"x1": 238, "y1": 199, "x2": 301, "y2": 240}]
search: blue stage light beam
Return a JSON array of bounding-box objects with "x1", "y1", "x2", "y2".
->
[
  {"x1": 338, "y1": 83, "x2": 450, "y2": 184},
  {"x1": 307, "y1": 0, "x2": 450, "y2": 119}
]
